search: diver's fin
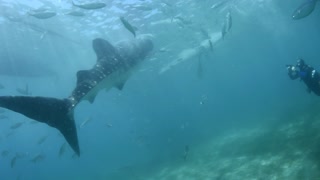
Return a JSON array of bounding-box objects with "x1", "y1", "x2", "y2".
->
[{"x1": 0, "y1": 96, "x2": 80, "y2": 156}]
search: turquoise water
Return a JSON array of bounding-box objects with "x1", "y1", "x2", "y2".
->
[{"x1": 0, "y1": 0, "x2": 319, "y2": 179}]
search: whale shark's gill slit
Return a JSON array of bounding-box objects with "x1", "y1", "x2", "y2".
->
[{"x1": 0, "y1": 96, "x2": 80, "y2": 156}]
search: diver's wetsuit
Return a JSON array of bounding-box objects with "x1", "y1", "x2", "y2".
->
[{"x1": 288, "y1": 62, "x2": 320, "y2": 96}]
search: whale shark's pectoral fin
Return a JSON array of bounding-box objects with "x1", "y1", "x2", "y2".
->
[
  {"x1": 115, "y1": 82, "x2": 126, "y2": 90},
  {"x1": 87, "y1": 93, "x2": 97, "y2": 103},
  {"x1": 114, "y1": 73, "x2": 130, "y2": 91}
]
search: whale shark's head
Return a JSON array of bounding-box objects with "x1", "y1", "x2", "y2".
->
[
  {"x1": 136, "y1": 36, "x2": 153, "y2": 59},
  {"x1": 116, "y1": 36, "x2": 153, "y2": 64}
]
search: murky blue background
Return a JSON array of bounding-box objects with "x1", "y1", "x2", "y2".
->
[{"x1": 0, "y1": 0, "x2": 319, "y2": 179}]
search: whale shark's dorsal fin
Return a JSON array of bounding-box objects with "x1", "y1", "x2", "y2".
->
[{"x1": 92, "y1": 38, "x2": 118, "y2": 61}]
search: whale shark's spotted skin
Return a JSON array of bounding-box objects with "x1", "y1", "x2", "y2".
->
[
  {"x1": 69, "y1": 38, "x2": 152, "y2": 107},
  {"x1": 0, "y1": 37, "x2": 153, "y2": 156}
]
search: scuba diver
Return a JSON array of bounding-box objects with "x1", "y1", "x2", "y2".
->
[{"x1": 287, "y1": 59, "x2": 320, "y2": 96}]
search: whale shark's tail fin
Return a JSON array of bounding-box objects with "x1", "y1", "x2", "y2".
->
[{"x1": 0, "y1": 96, "x2": 80, "y2": 156}]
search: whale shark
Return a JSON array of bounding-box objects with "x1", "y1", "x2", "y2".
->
[{"x1": 0, "y1": 36, "x2": 153, "y2": 156}]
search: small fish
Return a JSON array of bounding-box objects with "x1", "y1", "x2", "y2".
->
[
  {"x1": 132, "y1": 135, "x2": 147, "y2": 146},
  {"x1": 159, "y1": 47, "x2": 169, "y2": 53},
  {"x1": 176, "y1": 21, "x2": 185, "y2": 29},
  {"x1": 10, "y1": 153, "x2": 28, "y2": 168},
  {"x1": 183, "y1": 145, "x2": 189, "y2": 161},
  {"x1": 71, "y1": 152, "x2": 78, "y2": 159},
  {"x1": 174, "y1": 16, "x2": 192, "y2": 25},
  {"x1": 161, "y1": 0, "x2": 173, "y2": 7},
  {"x1": 210, "y1": 0, "x2": 231, "y2": 10},
  {"x1": 79, "y1": 118, "x2": 92, "y2": 129},
  {"x1": 16, "y1": 84, "x2": 31, "y2": 96},
  {"x1": 11, "y1": 155, "x2": 18, "y2": 168},
  {"x1": 40, "y1": 31, "x2": 47, "y2": 40},
  {"x1": 1, "y1": 150, "x2": 9, "y2": 157},
  {"x1": 10, "y1": 122, "x2": 24, "y2": 130},
  {"x1": 106, "y1": 123, "x2": 113, "y2": 128},
  {"x1": 59, "y1": 142, "x2": 67, "y2": 157},
  {"x1": 6, "y1": 131, "x2": 14, "y2": 138},
  {"x1": 28, "y1": 11, "x2": 57, "y2": 19},
  {"x1": 133, "y1": 5, "x2": 153, "y2": 11},
  {"x1": 10, "y1": 159, "x2": 17, "y2": 169},
  {"x1": 221, "y1": 11, "x2": 232, "y2": 39},
  {"x1": 30, "y1": 154, "x2": 45, "y2": 163},
  {"x1": 200, "y1": 28, "x2": 210, "y2": 39},
  {"x1": 226, "y1": 11, "x2": 232, "y2": 31},
  {"x1": 65, "y1": 11, "x2": 85, "y2": 17},
  {"x1": 16, "y1": 152, "x2": 28, "y2": 159},
  {"x1": 200, "y1": 94, "x2": 208, "y2": 105},
  {"x1": 292, "y1": 0, "x2": 317, "y2": 20},
  {"x1": 72, "y1": 1, "x2": 106, "y2": 10},
  {"x1": 37, "y1": 135, "x2": 48, "y2": 145},
  {"x1": 208, "y1": 40, "x2": 213, "y2": 52},
  {"x1": 120, "y1": 16, "x2": 137, "y2": 37},
  {"x1": 30, "y1": 7, "x2": 50, "y2": 13}
]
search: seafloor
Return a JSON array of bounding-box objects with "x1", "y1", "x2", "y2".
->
[{"x1": 107, "y1": 105, "x2": 320, "y2": 180}]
